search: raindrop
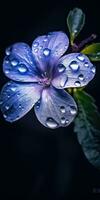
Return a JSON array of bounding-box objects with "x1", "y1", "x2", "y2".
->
[
  {"x1": 60, "y1": 74, "x2": 68, "y2": 87},
  {"x1": 0, "y1": 100, "x2": 3, "y2": 105},
  {"x1": 60, "y1": 106, "x2": 66, "y2": 113},
  {"x1": 46, "y1": 118, "x2": 58, "y2": 129},
  {"x1": 5, "y1": 70, "x2": 9, "y2": 74},
  {"x1": 5, "y1": 106, "x2": 9, "y2": 110},
  {"x1": 74, "y1": 81, "x2": 81, "y2": 87},
  {"x1": 11, "y1": 87, "x2": 16, "y2": 92},
  {"x1": 18, "y1": 64, "x2": 27, "y2": 73},
  {"x1": 70, "y1": 106, "x2": 77, "y2": 115},
  {"x1": 84, "y1": 62, "x2": 89, "y2": 67},
  {"x1": 43, "y1": 37, "x2": 48, "y2": 42},
  {"x1": 33, "y1": 42, "x2": 39, "y2": 47},
  {"x1": 19, "y1": 104, "x2": 22, "y2": 108},
  {"x1": 91, "y1": 66, "x2": 96, "y2": 73},
  {"x1": 34, "y1": 48, "x2": 38, "y2": 53},
  {"x1": 61, "y1": 117, "x2": 66, "y2": 124},
  {"x1": 66, "y1": 119, "x2": 69, "y2": 124},
  {"x1": 77, "y1": 54, "x2": 85, "y2": 61},
  {"x1": 43, "y1": 48, "x2": 51, "y2": 56},
  {"x1": 58, "y1": 64, "x2": 66, "y2": 73},
  {"x1": 11, "y1": 59, "x2": 18, "y2": 66},
  {"x1": 36, "y1": 100, "x2": 40, "y2": 109},
  {"x1": 7, "y1": 95, "x2": 10, "y2": 98},
  {"x1": 69, "y1": 61, "x2": 79, "y2": 71},
  {"x1": 78, "y1": 74, "x2": 84, "y2": 81},
  {"x1": 5, "y1": 47, "x2": 11, "y2": 55},
  {"x1": 3, "y1": 114, "x2": 7, "y2": 119},
  {"x1": 39, "y1": 46, "x2": 43, "y2": 50}
]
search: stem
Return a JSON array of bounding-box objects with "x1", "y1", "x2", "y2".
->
[{"x1": 71, "y1": 34, "x2": 97, "y2": 53}]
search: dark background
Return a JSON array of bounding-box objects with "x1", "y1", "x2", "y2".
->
[{"x1": 0, "y1": 0, "x2": 100, "y2": 199}]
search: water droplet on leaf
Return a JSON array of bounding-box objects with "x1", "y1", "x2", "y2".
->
[
  {"x1": 74, "y1": 81, "x2": 81, "y2": 87},
  {"x1": 11, "y1": 59, "x2": 18, "y2": 66},
  {"x1": 58, "y1": 64, "x2": 66, "y2": 73},
  {"x1": 60, "y1": 106, "x2": 66, "y2": 113},
  {"x1": 77, "y1": 54, "x2": 85, "y2": 61},
  {"x1": 43, "y1": 48, "x2": 51, "y2": 56},
  {"x1": 78, "y1": 74, "x2": 84, "y2": 81},
  {"x1": 61, "y1": 117, "x2": 66, "y2": 124},
  {"x1": 18, "y1": 64, "x2": 27, "y2": 73},
  {"x1": 46, "y1": 118, "x2": 58, "y2": 129},
  {"x1": 70, "y1": 106, "x2": 77, "y2": 115},
  {"x1": 69, "y1": 61, "x2": 79, "y2": 72}
]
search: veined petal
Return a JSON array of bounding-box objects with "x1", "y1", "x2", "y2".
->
[
  {"x1": 3, "y1": 43, "x2": 40, "y2": 82},
  {"x1": 0, "y1": 81, "x2": 43, "y2": 122},
  {"x1": 52, "y1": 53, "x2": 96, "y2": 89},
  {"x1": 34, "y1": 86, "x2": 77, "y2": 129},
  {"x1": 32, "y1": 31, "x2": 69, "y2": 71}
]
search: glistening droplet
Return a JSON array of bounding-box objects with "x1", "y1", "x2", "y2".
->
[
  {"x1": 43, "y1": 48, "x2": 51, "y2": 56},
  {"x1": 78, "y1": 74, "x2": 84, "y2": 81},
  {"x1": 84, "y1": 62, "x2": 89, "y2": 67},
  {"x1": 33, "y1": 42, "x2": 39, "y2": 47},
  {"x1": 46, "y1": 118, "x2": 58, "y2": 129},
  {"x1": 11, "y1": 59, "x2": 18, "y2": 66},
  {"x1": 5, "y1": 106, "x2": 9, "y2": 110},
  {"x1": 77, "y1": 54, "x2": 85, "y2": 61},
  {"x1": 69, "y1": 61, "x2": 79, "y2": 72},
  {"x1": 58, "y1": 64, "x2": 66, "y2": 73},
  {"x1": 61, "y1": 117, "x2": 66, "y2": 124},
  {"x1": 74, "y1": 81, "x2": 81, "y2": 87},
  {"x1": 18, "y1": 64, "x2": 27, "y2": 73},
  {"x1": 60, "y1": 106, "x2": 66, "y2": 113},
  {"x1": 91, "y1": 66, "x2": 96, "y2": 73},
  {"x1": 70, "y1": 106, "x2": 77, "y2": 115}
]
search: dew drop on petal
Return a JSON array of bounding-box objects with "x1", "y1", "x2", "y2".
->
[
  {"x1": 69, "y1": 61, "x2": 79, "y2": 72},
  {"x1": 60, "y1": 75, "x2": 68, "y2": 87},
  {"x1": 74, "y1": 81, "x2": 81, "y2": 87},
  {"x1": 46, "y1": 118, "x2": 58, "y2": 129},
  {"x1": 77, "y1": 54, "x2": 85, "y2": 62},
  {"x1": 18, "y1": 64, "x2": 27, "y2": 73},
  {"x1": 5, "y1": 106, "x2": 9, "y2": 110},
  {"x1": 66, "y1": 119, "x2": 69, "y2": 124},
  {"x1": 70, "y1": 106, "x2": 77, "y2": 115},
  {"x1": 36, "y1": 100, "x2": 40, "y2": 109},
  {"x1": 11, "y1": 59, "x2": 18, "y2": 66},
  {"x1": 84, "y1": 62, "x2": 89, "y2": 67},
  {"x1": 5, "y1": 70, "x2": 9, "y2": 74},
  {"x1": 78, "y1": 74, "x2": 84, "y2": 81},
  {"x1": 43, "y1": 48, "x2": 51, "y2": 56},
  {"x1": 19, "y1": 104, "x2": 22, "y2": 108},
  {"x1": 11, "y1": 87, "x2": 16, "y2": 92},
  {"x1": 60, "y1": 106, "x2": 66, "y2": 113},
  {"x1": 33, "y1": 42, "x2": 39, "y2": 47},
  {"x1": 43, "y1": 37, "x2": 48, "y2": 42},
  {"x1": 5, "y1": 47, "x2": 11, "y2": 55},
  {"x1": 61, "y1": 117, "x2": 66, "y2": 124},
  {"x1": 91, "y1": 66, "x2": 96, "y2": 73},
  {"x1": 34, "y1": 48, "x2": 38, "y2": 53},
  {"x1": 3, "y1": 114, "x2": 7, "y2": 119},
  {"x1": 58, "y1": 64, "x2": 66, "y2": 73}
]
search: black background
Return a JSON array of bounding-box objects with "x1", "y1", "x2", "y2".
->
[{"x1": 0, "y1": 0, "x2": 100, "y2": 199}]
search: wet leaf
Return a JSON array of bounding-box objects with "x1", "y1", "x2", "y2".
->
[
  {"x1": 74, "y1": 90, "x2": 100, "y2": 169},
  {"x1": 81, "y1": 43, "x2": 100, "y2": 61},
  {"x1": 67, "y1": 8, "x2": 85, "y2": 44}
]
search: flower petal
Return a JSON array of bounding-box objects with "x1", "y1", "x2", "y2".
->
[
  {"x1": 34, "y1": 86, "x2": 77, "y2": 129},
  {"x1": 3, "y1": 43, "x2": 41, "y2": 82},
  {"x1": 0, "y1": 81, "x2": 43, "y2": 122},
  {"x1": 32, "y1": 32, "x2": 69, "y2": 71},
  {"x1": 52, "y1": 53, "x2": 96, "y2": 89}
]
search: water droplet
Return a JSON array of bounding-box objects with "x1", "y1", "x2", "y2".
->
[
  {"x1": 70, "y1": 106, "x2": 77, "y2": 115},
  {"x1": 43, "y1": 48, "x2": 51, "y2": 56},
  {"x1": 78, "y1": 74, "x2": 84, "y2": 81},
  {"x1": 69, "y1": 61, "x2": 79, "y2": 72},
  {"x1": 77, "y1": 54, "x2": 85, "y2": 61},
  {"x1": 66, "y1": 119, "x2": 69, "y2": 124},
  {"x1": 0, "y1": 100, "x2": 3, "y2": 105},
  {"x1": 84, "y1": 62, "x2": 89, "y2": 67},
  {"x1": 11, "y1": 59, "x2": 18, "y2": 66},
  {"x1": 58, "y1": 64, "x2": 66, "y2": 73},
  {"x1": 36, "y1": 100, "x2": 40, "y2": 109},
  {"x1": 18, "y1": 64, "x2": 27, "y2": 73},
  {"x1": 43, "y1": 37, "x2": 48, "y2": 42},
  {"x1": 3, "y1": 114, "x2": 7, "y2": 119},
  {"x1": 60, "y1": 75, "x2": 68, "y2": 87},
  {"x1": 74, "y1": 81, "x2": 81, "y2": 87},
  {"x1": 39, "y1": 46, "x2": 43, "y2": 50},
  {"x1": 7, "y1": 95, "x2": 10, "y2": 98},
  {"x1": 60, "y1": 106, "x2": 66, "y2": 113},
  {"x1": 61, "y1": 117, "x2": 66, "y2": 124},
  {"x1": 46, "y1": 118, "x2": 58, "y2": 129},
  {"x1": 19, "y1": 104, "x2": 22, "y2": 108},
  {"x1": 91, "y1": 66, "x2": 96, "y2": 73},
  {"x1": 11, "y1": 87, "x2": 16, "y2": 92},
  {"x1": 34, "y1": 48, "x2": 38, "y2": 53},
  {"x1": 33, "y1": 42, "x2": 39, "y2": 47},
  {"x1": 5, "y1": 105, "x2": 9, "y2": 110},
  {"x1": 5, "y1": 47, "x2": 11, "y2": 55},
  {"x1": 5, "y1": 70, "x2": 9, "y2": 74},
  {"x1": 17, "y1": 93, "x2": 20, "y2": 97}
]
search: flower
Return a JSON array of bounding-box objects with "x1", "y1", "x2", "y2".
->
[{"x1": 0, "y1": 32, "x2": 96, "y2": 129}]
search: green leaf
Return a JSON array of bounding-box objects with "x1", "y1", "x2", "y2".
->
[
  {"x1": 74, "y1": 90, "x2": 100, "y2": 169},
  {"x1": 67, "y1": 8, "x2": 85, "y2": 44},
  {"x1": 81, "y1": 43, "x2": 100, "y2": 61}
]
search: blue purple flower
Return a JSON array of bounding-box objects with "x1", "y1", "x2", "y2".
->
[{"x1": 0, "y1": 32, "x2": 96, "y2": 129}]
